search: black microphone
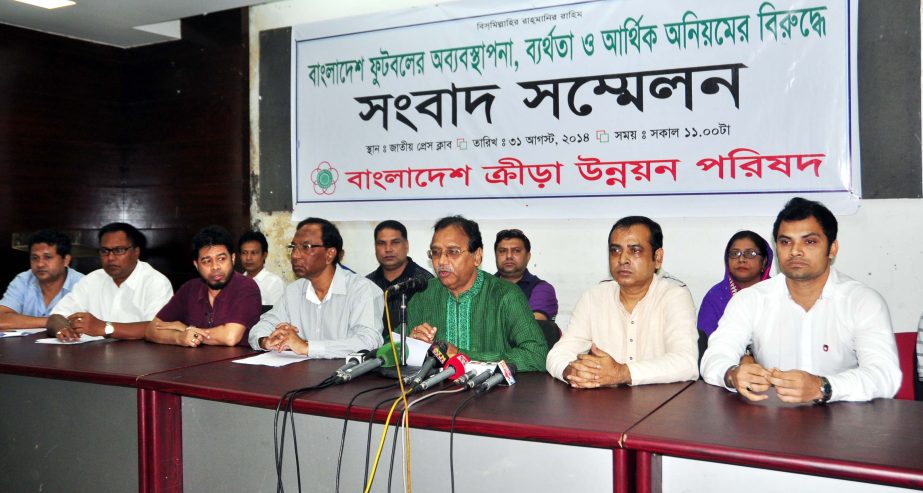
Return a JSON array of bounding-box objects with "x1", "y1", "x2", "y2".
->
[
  {"x1": 476, "y1": 362, "x2": 517, "y2": 395},
  {"x1": 466, "y1": 368, "x2": 495, "y2": 389},
  {"x1": 415, "y1": 354, "x2": 470, "y2": 393},
  {"x1": 409, "y1": 341, "x2": 448, "y2": 387},
  {"x1": 386, "y1": 276, "x2": 429, "y2": 294},
  {"x1": 454, "y1": 370, "x2": 477, "y2": 386}
]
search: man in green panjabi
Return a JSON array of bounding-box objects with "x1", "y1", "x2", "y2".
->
[{"x1": 405, "y1": 216, "x2": 547, "y2": 371}]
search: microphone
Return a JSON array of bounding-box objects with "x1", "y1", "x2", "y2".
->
[
  {"x1": 337, "y1": 344, "x2": 396, "y2": 382},
  {"x1": 415, "y1": 354, "x2": 471, "y2": 392},
  {"x1": 476, "y1": 361, "x2": 517, "y2": 395},
  {"x1": 466, "y1": 368, "x2": 494, "y2": 389},
  {"x1": 408, "y1": 341, "x2": 448, "y2": 387},
  {"x1": 386, "y1": 276, "x2": 429, "y2": 294},
  {"x1": 454, "y1": 370, "x2": 477, "y2": 386},
  {"x1": 334, "y1": 349, "x2": 371, "y2": 376}
]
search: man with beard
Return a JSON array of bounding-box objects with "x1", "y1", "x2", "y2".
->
[
  {"x1": 702, "y1": 197, "x2": 901, "y2": 403},
  {"x1": 145, "y1": 226, "x2": 261, "y2": 347},
  {"x1": 248, "y1": 218, "x2": 383, "y2": 357},
  {"x1": 48, "y1": 222, "x2": 173, "y2": 341}
]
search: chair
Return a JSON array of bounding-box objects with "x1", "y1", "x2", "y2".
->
[
  {"x1": 894, "y1": 331, "x2": 916, "y2": 400},
  {"x1": 696, "y1": 329, "x2": 708, "y2": 369},
  {"x1": 536, "y1": 319, "x2": 561, "y2": 349}
]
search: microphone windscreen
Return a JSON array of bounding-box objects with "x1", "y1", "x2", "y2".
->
[
  {"x1": 444, "y1": 354, "x2": 470, "y2": 381},
  {"x1": 377, "y1": 343, "x2": 399, "y2": 367}
]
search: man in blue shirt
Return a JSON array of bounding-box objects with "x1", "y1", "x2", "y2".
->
[{"x1": 0, "y1": 230, "x2": 84, "y2": 330}]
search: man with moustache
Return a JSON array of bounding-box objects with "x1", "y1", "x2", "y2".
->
[
  {"x1": 0, "y1": 230, "x2": 84, "y2": 330},
  {"x1": 494, "y1": 228, "x2": 558, "y2": 320},
  {"x1": 239, "y1": 230, "x2": 285, "y2": 306},
  {"x1": 546, "y1": 216, "x2": 699, "y2": 387},
  {"x1": 248, "y1": 217, "x2": 383, "y2": 357},
  {"x1": 702, "y1": 197, "x2": 901, "y2": 403},
  {"x1": 48, "y1": 223, "x2": 173, "y2": 341},
  {"x1": 145, "y1": 226, "x2": 261, "y2": 347},
  {"x1": 366, "y1": 220, "x2": 433, "y2": 335},
  {"x1": 406, "y1": 216, "x2": 547, "y2": 371}
]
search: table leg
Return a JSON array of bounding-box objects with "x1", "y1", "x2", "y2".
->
[{"x1": 139, "y1": 389, "x2": 183, "y2": 493}]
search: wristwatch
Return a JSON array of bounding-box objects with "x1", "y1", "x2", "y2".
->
[
  {"x1": 104, "y1": 321, "x2": 115, "y2": 338},
  {"x1": 814, "y1": 376, "x2": 832, "y2": 404}
]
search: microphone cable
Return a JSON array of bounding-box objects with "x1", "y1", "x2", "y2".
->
[
  {"x1": 449, "y1": 393, "x2": 479, "y2": 493},
  {"x1": 335, "y1": 382, "x2": 397, "y2": 493},
  {"x1": 273, "y1": 374, "x2": 338, "y2": 493},
  {"x1": 398, "y1": 387, "x2": 467, "y2": 492}
]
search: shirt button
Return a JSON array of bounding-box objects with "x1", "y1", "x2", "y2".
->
[
  {"x1": 631, "y1": 321, "x2": 635, "y2": 324},
  {"x1": 629, "y1": 357, "x2": 633, "y2": 361},
  {"x1": 630, "y1": 339, "x2": 634, "y2": 342}
]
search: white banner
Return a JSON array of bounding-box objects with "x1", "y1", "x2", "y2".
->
[{"x1": 292, "y1": 0, "x2": 859, "y2": 220}]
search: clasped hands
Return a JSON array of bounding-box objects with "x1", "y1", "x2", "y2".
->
[
  {"x1": 563, "y1": 344, "x2": 631, "y2": 389},
  {"x1": 56, "y1": 312, "x2": 104, "y2": 342},
  {"x1": 729, "y1": 363, "x2": 823, "y2": 403},
  {"x1": 262, "y1": 323, "x2": 309, "y2": 355}
]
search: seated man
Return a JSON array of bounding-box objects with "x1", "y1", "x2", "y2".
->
[
  {"x1": 248, "y1": 217, "x2": 384, "y2": 357},
  {"x1": 494, "y1": 228, "x2": 558, "y2": 320},
  {"x1": 145, "y1": 226, "x2": 261, "y2": 347},
  {"x1": 0, "y1": 230, "x2": 84, "y2": 330},
  {"x1": 701, "y1": 197, "x2": 901, "y2": 403},
  {"x1": 366, "y1": 220, "x2": 433, "y2": 335},
  {"x1": 546, "y1": 216, "x2": 698, "y2": 388},
  {"x1": 406, "y1": 216, "x2": 547, "y2": 371},
  {"x1": 239, "y1": 230, "x2": 285, "y2": 306},
  {"x1": 48, "y1": 222, "x2": 173, "y2": 341}
]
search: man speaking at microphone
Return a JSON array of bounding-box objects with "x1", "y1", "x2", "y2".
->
[
  {"x1": 405, "y1": 216, "x2": 547, "y2": 372},
  {"x1": 248, "y1": 218, "x2": 384, "y2": 357}
]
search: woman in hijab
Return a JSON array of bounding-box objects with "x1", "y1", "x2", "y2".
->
[{"x1": 698, "y1": 231, "x2": 773, "y2": 337}]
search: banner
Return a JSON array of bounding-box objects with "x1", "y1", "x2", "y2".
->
[{"x1": 292, "y1": 0, "x2": 859, "y2": 219}]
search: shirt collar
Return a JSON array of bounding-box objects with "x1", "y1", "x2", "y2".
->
[{"x1": 305, "y1": 265, "x2": 346, "y2": 304}]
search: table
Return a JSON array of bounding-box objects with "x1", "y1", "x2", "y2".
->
[
  {"x1": 624, "y1": 381, "x2": 923, "y2": 492},
  {"x1": 0, "y1": 334, "x2": 254, "y2": 492},
  {"x1": 140, "y1": 358, "x2": 693, "y2": 492}
]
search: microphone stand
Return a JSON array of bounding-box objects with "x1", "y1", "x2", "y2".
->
[{"x1": 399, "y1": 292, "x2": 408, "y2": 367}]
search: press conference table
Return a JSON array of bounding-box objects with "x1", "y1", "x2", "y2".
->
[
  {"x1": 623, "y1": 381, "x2": 923, "y2": 492},
  {"x1": 0, "y1": 334, "x2": 254, "y2": 492},
  {"x1": 139, "y1": 357, "x2": 693, "y2": 493}
]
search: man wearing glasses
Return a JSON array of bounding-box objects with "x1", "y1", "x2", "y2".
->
[
  {"x1": 494, "y1": 228, "x2": 558, "y2": 321},
  {"x1": 48, "y1": 222, "x2": 173, "y2": 341},
  {"x1": 145, "y1": 226, "x2": 261, "y2": 347},
  {"x1": 248, "y1": 217, "x2": 384, "y2": 357},
  {"x1": 406, "y1": 216, "x2": 548, "y2": 371},
  {"x1": 702, "y1": 197, "x2": 901, "y2": 403},
  {"x1": 546, "y1": 216, "x2": 699, "y2": 388}
]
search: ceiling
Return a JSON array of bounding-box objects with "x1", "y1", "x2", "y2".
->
[{"x1": 0, "y1": 0, "x2": 280, "y2": 48}]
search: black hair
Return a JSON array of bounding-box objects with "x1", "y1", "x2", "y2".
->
[
  {"x1": 608, "y1": 216, "x2": 664, "y2": 259},
  {"x1": 296, "y1": 217, "x2": 344, "y2": 263},
  {"x1": 238, "y1": 230, "x2": 269, "y2": 254},
  {"x1": 98, "y1": 222, "x2": 147, "y2": 253},
  {"x1": 192, "y1": 225, "x2": 235, "y2": 260},
  {"x1": 27, "y1": 229, "x2": 73, "y2": 257},
  {"x1": 494, "y1": 229, "x2": 531, "y2": 252},
  {"x1": 724, "y1": 230, "x2": 770, "y2": 260},
  {"x1": 433, "y1": 215, "x2": 483, "y2": 252},
  {"x1": 373, "y1": 220, "x2": 408, "y2": 240},
  {"x1": 772, "y1": 197, "x2": 838, "y2": 247}
]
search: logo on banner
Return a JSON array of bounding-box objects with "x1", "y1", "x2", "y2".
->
[{"x1": 311, "y1": 161, "x2": 339, "y2": 195}]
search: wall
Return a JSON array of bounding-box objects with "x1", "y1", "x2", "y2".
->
[
  {"x1": 248, "y1": 1, "x2": 923, "y2": 332},
  {"x1": 0, "y1": 9, "x2": 250, "y2": 288}
]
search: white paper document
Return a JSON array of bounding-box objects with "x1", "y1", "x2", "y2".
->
[
  {"x1": 0, "y1": 328, "x2": 46, "y2": 338},
  {"x1": 233, "y1": 351, "x2": 309, "y2": 367},
  {"x1": 35, "y1": 334, "x2": 105, "y2": 344}
]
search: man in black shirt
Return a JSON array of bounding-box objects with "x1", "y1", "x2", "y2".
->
[{"x1": 366, "y1": 220, "x2": 433, "y2": 337}]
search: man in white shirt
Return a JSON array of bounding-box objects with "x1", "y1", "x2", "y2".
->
[
  {"x1": 546, "y1": 216, "x2": 699, "y2": 387},
  {"x1": 701, "y1": 197, "x2": 901, "y2": 403},
  {"x1": 248, "y1": 217, "x2": 383, "y2": 358},
  {"x1": 48, "y1": 223, "x2": 173, "y2": 341},
  {"x1": 238, "y1": 230, "x2": 285, "y2": 306}
]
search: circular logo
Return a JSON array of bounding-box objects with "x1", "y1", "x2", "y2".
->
[{"x1": 311, "y1": 161, "x2": 338, "y2": 195}]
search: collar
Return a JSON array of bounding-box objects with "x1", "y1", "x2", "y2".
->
[
  {"x1": 455, "y1": 269, "x2": 485, "y2": 301},
  {"x1": 305, "y1": 264, "x2": 346, "y2": 304}
]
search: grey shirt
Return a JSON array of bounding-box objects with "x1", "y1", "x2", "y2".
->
[{"x1": 248, "y1": 265, "x2": 384, "y2": 358}]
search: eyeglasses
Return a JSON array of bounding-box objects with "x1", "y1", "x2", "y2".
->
[
  {"x1": 287, "y1": 243, "x2": 326, "y2": 254},
  {"x1": 609, "y1": 245, "x2": 645, "y2": 258},
  {"x1": 427, "y1": 248, "x2": 469, "y2": 260},
  {"x1": 727, "y1": 249, "x2": 763, "y2": 260},
  {"x1": 98, "y1": 246, "x2": 133, "y2": 256}
]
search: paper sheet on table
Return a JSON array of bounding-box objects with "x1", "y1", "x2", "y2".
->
[
  {"x1": 35, "y1": 334, "x2": 105, "y2": 344},
  {"x1": 0, "y1": 328, "x2": 47, "y2": 338},
  {"x1": 402, "y1": 336, "x2": 430, "y2": 367},
  {"x1": 233, "y1": 351, "x2": 309, "y2": 367}
]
